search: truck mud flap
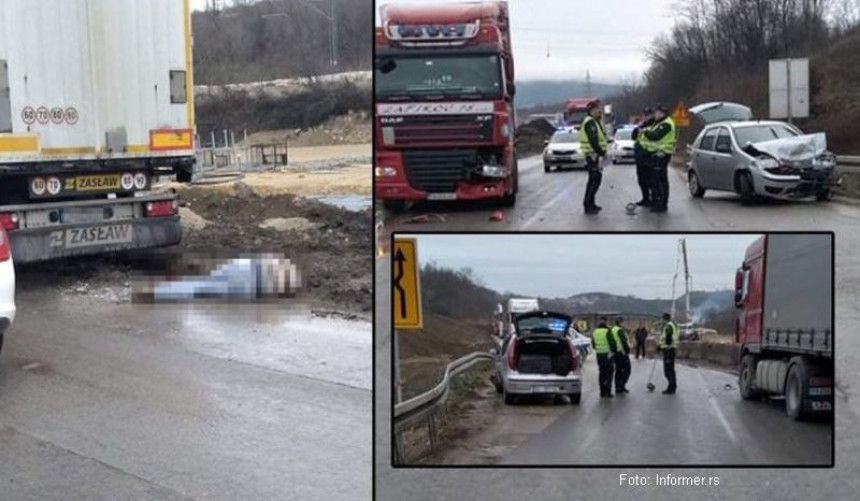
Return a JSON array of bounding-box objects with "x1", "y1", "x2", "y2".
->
[{"x1": 8, "y1": 217, "x2": 182, "y2": 263}]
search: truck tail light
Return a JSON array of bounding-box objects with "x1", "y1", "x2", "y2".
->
[
  {"x1": 145, "y1": 200, "x2": 178, "y2": 218},
  {"x1": 0, "y1": 213, "x2": 19, "y2": 231},
  {"x1": 0, "y1": 229, "x2": 10, "y2": 261},
  {"x1": 507, "y1": 336, "x2": 517, "y2": 369}
]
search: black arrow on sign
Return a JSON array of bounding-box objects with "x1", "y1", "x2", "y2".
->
[{"x1": 393, "y1": 248, "x2": 408, "y2": 319}]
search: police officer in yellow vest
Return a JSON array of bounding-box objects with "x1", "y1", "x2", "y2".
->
[
  {"x1": 658, "y1": 312, "x2": 679, "y2": 394},
  {"x1": 611, "y1": 317, "x2": 631, "y2": 394},
  {"x1": 640, "y1": 104, "x2": 677, "y2": 213},
  {"x1": 631, "y1": 107, "x2": 656, "y2": 207},
  {"x1": 577, "y1": 100, "x2": 608, "y2": 215},
  {"x1": 592, "y1": 317, "x2": 619, "y2": 398}
]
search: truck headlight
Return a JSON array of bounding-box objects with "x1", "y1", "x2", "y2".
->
[
  {"x1": 375, "y1": 166, "x2": 397, "y2": 177},
  {"x1": 481, "y1": 165, "x2": 507, "y2": 178},
  {"x1": 500, "y1": 123, "x2": 512, "y2": 138}
]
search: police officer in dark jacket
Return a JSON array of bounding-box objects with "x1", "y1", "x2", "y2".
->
[
  {"x1": 611, "y1": 317, "x2": 631, "y2": 394},
  {"x1": 577, "y1": 100, "x2": 609, "y2": 215},
  {"x1": 631, "y1": 107, "x2": 655, "y2": 206},
  {"x1": 642, "y1": 104, "x2": 677, "y2": 213},
  {"x1": 658, "y1": 312, "x2": 679, "y2": 394},
  {"x1": 592, "y1": 317, "x2": 618, "y2": 398}
]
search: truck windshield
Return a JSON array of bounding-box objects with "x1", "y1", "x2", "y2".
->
[
  {"x1": 564, "y1": 110, "x2": 588, "y2": 126},
  {"x1": 375, "y1": 54, "x2": 503, "y2": 100}
]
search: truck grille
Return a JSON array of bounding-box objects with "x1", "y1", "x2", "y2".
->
[
  {"x1": 384, "y1": 115, "x2": 493, "y2": 146},
  {"x1": 403, "y1": 150, "x2": 476, "y2": 193}
]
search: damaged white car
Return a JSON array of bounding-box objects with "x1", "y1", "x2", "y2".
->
[{"x1": 686, "y1": 104, "x2": 838, "y2": 203}]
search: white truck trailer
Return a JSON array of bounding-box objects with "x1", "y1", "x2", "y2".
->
[
  {"x1": 503, "y1": 298, "x2": 541, "y2": 337},
  {"x1": 0, "y1": 0, "x2": 195, "y2": 262}
]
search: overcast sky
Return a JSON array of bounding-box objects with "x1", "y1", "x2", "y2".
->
[
  {"x1": 376, "y1": 0, "x2": 678, "y2": 83},
  {"x1": 405, "y1": 234, "x2": 761, "y2": 299}
]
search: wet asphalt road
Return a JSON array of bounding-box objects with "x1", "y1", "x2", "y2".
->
[
  {"x1": 375, "y1": 193, "x2": 860, "y2": 498},
  {"x1": 499, "y1": 356, "x2": 830, "y2": 466},
  {"x1": 380, "y1": 156, "x2": 855, "y2": 232},
  {"x1": 0, "y1": 286, "x2": 371, "y2": 500}
]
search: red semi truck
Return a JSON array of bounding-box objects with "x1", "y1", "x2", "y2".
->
[
  {"x1": 735, "y1": 234, "x2": 833, "y2": 420},
  {"x1": 374, "y1": 1, "x2": 518, "y2": 211}
]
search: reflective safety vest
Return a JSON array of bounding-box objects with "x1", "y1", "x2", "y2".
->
[
  {"x1": 638, "y1": 123, "x2": 657, "y2": 153},
  {"x1": 640, "y1": 117, "x2": 677, "y2": 155},
  {"x1": 659, "y1": 321, "x2": 679, "y2": 349},
  {"x1": 592, "y1": 327, "x2": 612, "y2": 354},
  {"x1": 610, "y1": 326, "x2": 626, "y2": 353},
  {"x1": 578, "y1": 115, "x2": 607, "y2": 156}
]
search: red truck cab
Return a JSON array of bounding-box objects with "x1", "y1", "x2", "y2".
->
[
  {"x1": 563, "y1": 98, "x2": 597, "y2": 128},
  {"x1": 374, "y1": 2, "x2": 518, "y2": 210},
  {"x1": 735, "y1": 234, "x2": 833, "y2": 420}
]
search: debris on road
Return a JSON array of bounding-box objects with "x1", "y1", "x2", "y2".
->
[
  {"x1": 489, "y1": 210, "x2": 505, "y2": 222},
  {"x1": 402, "y1": 214, "x2": 447, "y2": 225}
]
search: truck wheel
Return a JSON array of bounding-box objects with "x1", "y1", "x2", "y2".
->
[
  {"x1": 382, "y1": 200, "x2": 406, "y2": 213},
  {"x1": 688, "y1": 171, "x2": 706, "y2": 198},
  {"x1": 786, "y1": 358, "x2": 810, "y2": 421},
  {"x1": 738, "y1": 172, "x2": 756, "y2": 205},
  {"x1": 569, "y1": 392, "x2": 581, "y2": 405},
  {"x1": 739, "y1": 354, "x2": 760, "y2": 400}
]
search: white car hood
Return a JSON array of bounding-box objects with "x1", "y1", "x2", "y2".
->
[
  {"x1": 614, "y1": 139, "x2": 635, "y2": 148},
  {"x1": 750, "y1": 133, "x2": 827, "y2": 163}
]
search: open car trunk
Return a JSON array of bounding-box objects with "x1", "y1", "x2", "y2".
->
[{"x1": 515, "y1": 337, "x2": 573, "y2": 375}]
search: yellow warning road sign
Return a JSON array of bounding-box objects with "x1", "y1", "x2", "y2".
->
[
  {"x1": 672, "y1": 101, "x2": 690, "y2": 127},
  {"x1": 393, "y1": 238, "x2": 423, "y2": 330}
]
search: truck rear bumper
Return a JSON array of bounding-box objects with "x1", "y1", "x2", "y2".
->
[
  {"x1": 375, "y1": 179, "x2": 510, "y2": 202},
  {"x1": 8, "y1": 216, "x2": 182, "y2": 263}
]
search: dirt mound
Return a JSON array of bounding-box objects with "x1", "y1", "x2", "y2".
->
[
  {"x1": 516, "y1": 119, "x2": 556, "y2": 157},
  {"x1": 175, "y1": 186, "x2": 372, "y2": 313},
  {"x1": 244, "y1": 111, "x2": 371, "y2": 148}
]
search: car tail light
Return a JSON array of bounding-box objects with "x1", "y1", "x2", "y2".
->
[
  {"x1": 145, "y1": 200, "x2": 178, "y2": 218},
  {"x1": 0, "y1": 213, "x2": 19, "y2": 231},
  {"x1": 0, "y1": 229, "x2": 10, "y2": 262},
  {"x1": 507, "y1": 336, "x2": 517, "y2": 369}
]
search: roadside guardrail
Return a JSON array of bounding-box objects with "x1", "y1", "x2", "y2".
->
[
  {"x1": 393, "y1": 352, "x2": 495, "y2": 465},
  {"x1": 837, "y1": 155, "x2": 860, "y2": 171}
]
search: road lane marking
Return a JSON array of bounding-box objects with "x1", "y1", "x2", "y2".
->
[
  {"x1": 522, "y1": 185, "x2": 576, "y2": 229},
  {"x1": 698, "y1": 370, "x2": 740, "y2": 447}
]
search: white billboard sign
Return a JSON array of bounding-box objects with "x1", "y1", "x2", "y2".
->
[{"x1": 769, "y1": 58, "x2": 810, "y2": 120}]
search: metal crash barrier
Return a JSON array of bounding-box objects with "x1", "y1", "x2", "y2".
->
[{"x1": 392, "y1": 352, "x2": 494, "y2": 465}]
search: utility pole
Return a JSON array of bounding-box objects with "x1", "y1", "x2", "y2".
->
[
  {"x1": 330, "y1": 0, "x2": 338, "y2": 67},
  {"x1": 782, "y1": 0, "x2": 793, "y2": 124},
  {"x1": 585, "y1": 69, "x2": 592, "y2": 97}
]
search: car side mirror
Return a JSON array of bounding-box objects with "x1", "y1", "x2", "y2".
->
[
  {"x1": 490, "y1": 348, "x2": 499, "y2": 356},
  {"x1": 544, "y1": 139, "x2": 549, "y2": 146},
  {"x1": 508, "y1": 82, "x2": 516, "y2": 97}
]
